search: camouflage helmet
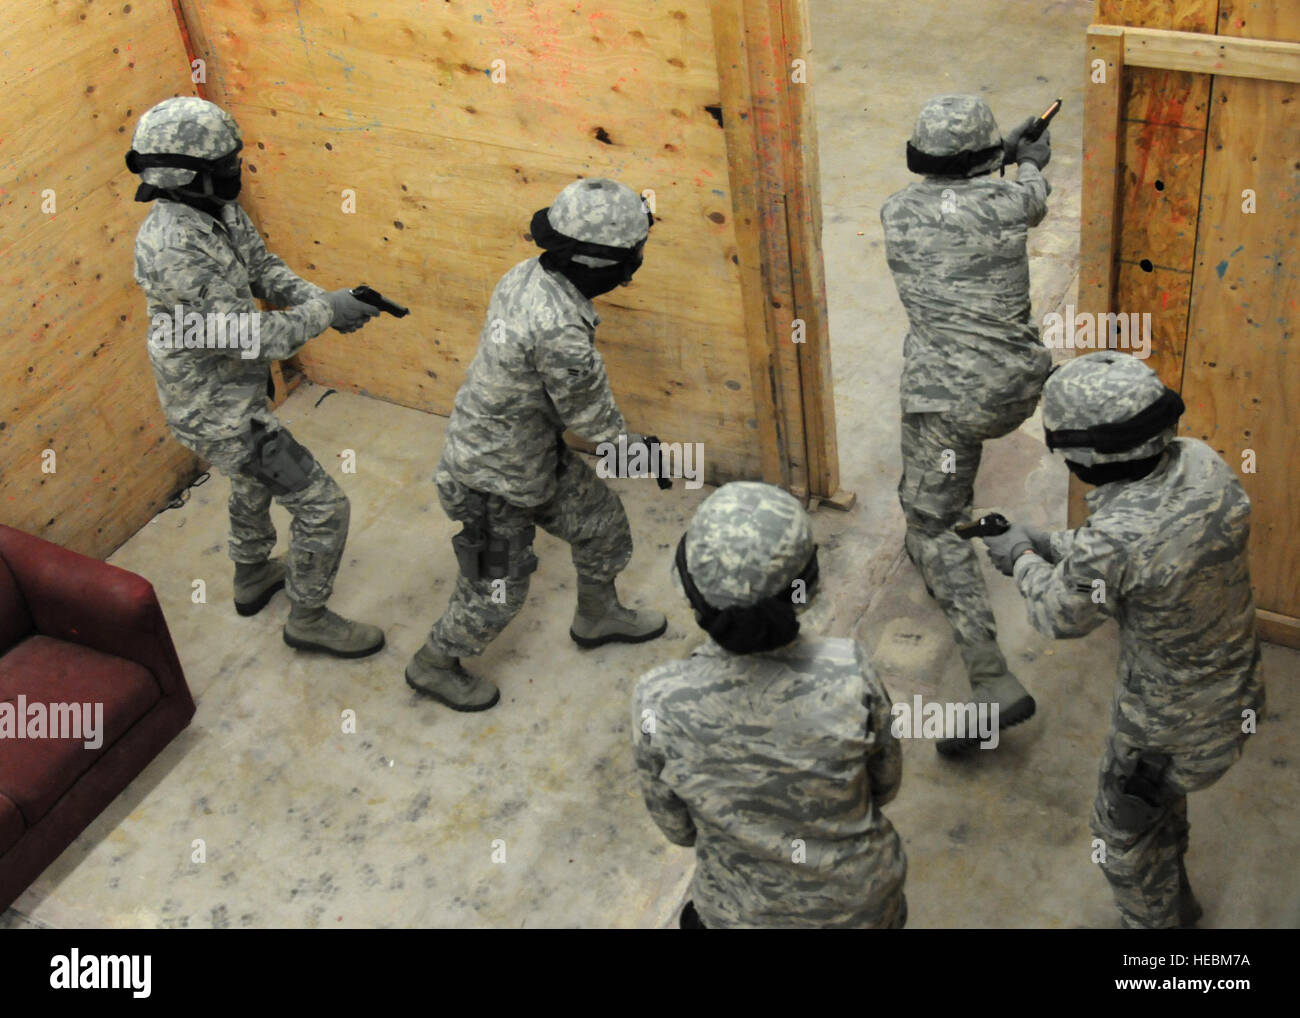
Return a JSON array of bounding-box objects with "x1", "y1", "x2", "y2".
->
[
  {"x1": 907, "y1": 94, "x2": 1003, "y2": 178},
  {"x1": 1042, "y1": 352, "x2": 1184, "y2": 466},
  {"x1": 546, "y1": 178, "x2": 650, "y2": 266},
  {"x1": 128, "y1": 97, "x2": 241, "y2": 189},
  {"x1": 683, "y1": 482, "x2": 814, "y2": 610}
]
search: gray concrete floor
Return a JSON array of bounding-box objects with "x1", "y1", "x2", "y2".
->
[{"x1": 6, "y1": 0, "x2": 1297, "y2": 928}]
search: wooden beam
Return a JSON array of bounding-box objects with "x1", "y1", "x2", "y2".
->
[
  {"x1": 779, "y1": 0, "x2": 845, "y2": 505},
  {"x1": 1124, "y1": 26, "x2": 1300, "y2": 83},
  {"x1": 1070, "y1": 24, "x2": 1125, "y2": 528},
  {"x1": 1257, "y1": 609, "x2": 1300, "y2": 650},
  {"x1": 711, "y1": 0, "x2": 786, "y2": 488},
  {"x1": 1079, "y1": 25, "x2": 1125, "y2": 323}
]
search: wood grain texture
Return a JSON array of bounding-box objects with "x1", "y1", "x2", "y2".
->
[
  {"x1": 176, "y1": 0, "x2": 820, "y2": 488},
  {"x1": 1088, "y1": 0, "x2": 1300, "y2": 632},
  {"x1": 1077, "y1": 4, "x2": 1215, "y2": 528},
  {"x1": 741, "y1": 1, "x2": 806, "y2": 496},
  {"x1": 1125, "y1": 26, "x2": 1300, "y2": 82},
  {"x1": 1257, "y1": 609, "x2": 1300, "y2": 650},
  {"x1": 1182, "y1": 72, "x2": 1300, "y2": 616},
  {"x1": 779, "y1": 0, "x2": 839, "y2": 502},
  {"x1": 0, "y1": 0, "x2": 201, "y2": 557},
  {"x1": 709, "y1": 0, "x2": 784, "y2": 487}
]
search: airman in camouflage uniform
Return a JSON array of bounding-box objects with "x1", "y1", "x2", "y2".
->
[
  {"x1": 406, "y1": 179, "x2": 667, "y2": 711},
  {"x1": 129, "y1": 97, "x2": 385, "y2": 658},
  {"x1": 880, "y1": 94, "x2": 1054, "y2": 747},
  {"x1": 635, "y1": 483, "x2": 906, "y2": 929},
  {"x1": 983, "y1": 353, "x2": 1265, "y2": 928}
]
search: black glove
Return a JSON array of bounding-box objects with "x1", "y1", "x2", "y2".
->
[
  {"x1": 1002, "y1": 116, "x2": 1037, "y2": 166},
  {"x1": 1015, "y1": 127, "x2": 1051, "y2": 171}
]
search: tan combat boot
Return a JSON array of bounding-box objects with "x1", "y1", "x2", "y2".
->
[
  {"x1": 284, "y1": 603, "x2": 385, "y2": 658},
  {"x1": 937, "y1": 640, "x2": 1036, "y2": 757},
  {"x1": 234, "y1": 558, "x2": 286, "y2": 616},
  {"x1": 569, "y1": 577, "x2": 667, "y2": 648},
  {"x1": 404, "y1": 644, "x2": 499, "y2": 712}
]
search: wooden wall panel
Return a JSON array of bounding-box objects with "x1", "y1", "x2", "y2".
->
[
  {"x1": 1082, "y1": 0, "x2": 1300, "y2": 642},
  {"x1": 1181, "y1": 4, "x2": 1300, "y2": 620},
  {"x1": 177, "y1": 0, "x2": 781, "y2": 486},
  {"x1": 0, "y1": 0, "x2": 201, "y2": 557},
  {"x1": 1101, "y1": 0, "x2": 1218, "y2": 386}
]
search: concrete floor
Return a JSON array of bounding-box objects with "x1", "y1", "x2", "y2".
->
[{"x1": 6, "y1": 0, "x2": 1297, "y2": 928}]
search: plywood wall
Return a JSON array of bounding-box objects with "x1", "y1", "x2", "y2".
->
[
  {"x1": 1087, "y1": 0, "x2": 1300, "y2": 643},
  {"x1": 1095, "y1": 0, "x2": 1219, "y2": 391},
  {"x1": 175, "y1": 0, "x2": 772, "y2": 487},
  {"x1": 1182, "y1": 1, "x2": 1300, "y2": 631},
  {"x1": 0, "y1": 0, "x2": 201, "y2": 558}
]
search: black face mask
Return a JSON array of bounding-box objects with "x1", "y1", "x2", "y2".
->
[
  {"x1": 211, "y1": 167, "x2": 242, "y2": 201},
  {"x1": 544, "y1": 250, "x2": 641, "y2": 298},
  {"x1": 531, "y1": 206, "x2": 648, "y2": 298},
  {"x1": 1066, "y1": 453, "x2": 1164, "y2": 487}
]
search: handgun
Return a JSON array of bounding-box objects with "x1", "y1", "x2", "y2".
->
[
  {"x1": 352, "y1": 284, "x2": 410, "y2": 318},
  {"x1": 645, "y1": 435, "x2": 673, "y2": 490},
  {"x1": 1022, "y1": 98, "x2": 1062, "y2": 142},
  {"x1": 954, "y1": 513, "x2": 1011, "y2": 539}
]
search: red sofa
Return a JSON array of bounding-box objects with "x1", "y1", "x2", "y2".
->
[{"x1": 0, "y1": 524, "x2": 195, "y2": 912}]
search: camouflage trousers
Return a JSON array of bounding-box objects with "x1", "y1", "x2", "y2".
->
[
  {"x1": 425, "y1": 447, "x2": 633, "y2": 659},
  {"x1": 1090, "y1": 723, "x2": 1242, "y2": 929},
  {"x1": 898, "y1": 397, "x2": 1038, "y2": 648},
  {"x1": 187, "y1": 426, "x2": 349, "y2": 610}
]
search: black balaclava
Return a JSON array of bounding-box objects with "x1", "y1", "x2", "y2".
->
[
  {"x1": 674, "y1": 534, "x2": 820, "y2": 655},
  {"x1": 530, "y1": 207, "x2": 648, "y2": 299},
  {"x1": 1066, "y1": 453, "x2": 1164, "y2": 487}
]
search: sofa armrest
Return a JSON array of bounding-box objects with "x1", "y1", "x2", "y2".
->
[{"x1": 0, "y1": 525, "x2": 189, "y2": 701}]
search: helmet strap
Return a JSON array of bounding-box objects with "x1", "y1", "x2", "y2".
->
[
  {"x1": 1046, "y1": 387, "x2": 1185, "y2": 455},
  {"x1": 906, "y1": 141, "x2": 1004, "y2": 177}
]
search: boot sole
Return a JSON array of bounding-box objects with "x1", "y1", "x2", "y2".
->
[
  {"x1": 569, "y1": 618, "x2": 668, "y2": 649},
  {"x1": 234, "y1": 578, "x2": 286, "y2": 617},
  {"x1": 283, "y1": 629, "x2": 386, "y2": 659},
  {"x1": 404, "y1": 669, "x2": 500, "y2": 712},
  {"x1": 935, "y1": 693, "x2": 1037, "y2": 758}
]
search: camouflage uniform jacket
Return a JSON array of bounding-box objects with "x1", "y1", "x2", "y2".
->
[
  {"x1": 881, "y1": 164, "x2": 1053, "y2": 413},
  {"x1": 1013, "y1": 439, "x2": 1264, "y2": 756},
  {"x1": 439, "y1": 257, "x2": 628, "y2": 507},
  {"x1": 634, "y1": 635, "x2": 906, "y2": 929},
  {"x1": 134, "y1": 199, "x2": 331, "y2": 444}
]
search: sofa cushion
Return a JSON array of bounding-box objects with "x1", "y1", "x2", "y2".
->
[
  {"x1": 0, "y1": 556, "x2": 33, "y2": 653},
  {"x1": 0, "y1": 791, "x2": 23, "y2": 856},
  {"x1": 0, "y1": 636, "x2": 161, "y2": 825}
]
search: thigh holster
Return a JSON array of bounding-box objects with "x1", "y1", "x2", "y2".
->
[
  {"x1": 453, "y1": 522, "x2": 538, "y2": 582},
  {"x1": 242, "y1": 420, "x2": 315, "y2": 495},
  {"x1": 1110, "y1": 750, "x2": 1173, "y2": 834}
]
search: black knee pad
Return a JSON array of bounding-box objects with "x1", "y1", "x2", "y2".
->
[{"x1": 243, "y1": 422, "x2": 316, "y2": 495}]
